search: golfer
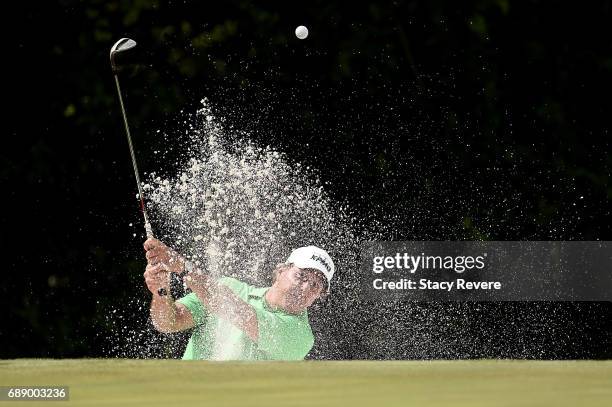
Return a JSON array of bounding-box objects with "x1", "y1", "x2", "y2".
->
[{"x1": 143, "y1": 238, "x2": 335, "y2": 360}]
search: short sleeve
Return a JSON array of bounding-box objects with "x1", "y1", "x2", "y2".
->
[
  {"x1": 176, "y1": 292, "x2": 207, "y2": 326},
  {"x1": 255, "y1": 308, "x2": 314, "y2": 360}
]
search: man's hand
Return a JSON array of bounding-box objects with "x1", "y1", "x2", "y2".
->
[
  {"x1": 143, "y1": 263, "x2": 171, "y2": 296},
  {"x1": 145, "y1": 263, "x2": 196, "y2": 333},
  {"x1": 143, "y1": 238, "x2": 185, "y2": 274}
]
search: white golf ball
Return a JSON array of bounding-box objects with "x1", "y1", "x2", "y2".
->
[{"x1": 295, "y1": 25, "x2": 309, "y2": 40}]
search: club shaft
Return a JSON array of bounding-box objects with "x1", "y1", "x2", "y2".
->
[
  {"x1": 113, "y1": 75, "x2": 153, "y2": 238},
  {"x1": 114, "y1": 73, "x2": 167, "y2": 297}
]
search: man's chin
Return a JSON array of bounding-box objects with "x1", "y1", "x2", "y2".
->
[{"x1": 286, "y1": 291, "x2": 306, "y2": 307}]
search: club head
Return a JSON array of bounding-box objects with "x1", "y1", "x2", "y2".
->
[{"x1": 110, "y1": 38, "x2": 137, "y2": 74}]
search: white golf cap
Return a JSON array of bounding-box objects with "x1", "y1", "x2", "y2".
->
[{"x1": 286, "y1": 246, "x2": 335, "y2": 293}]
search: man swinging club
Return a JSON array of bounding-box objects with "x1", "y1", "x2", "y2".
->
[
  {"x1": 143, "y1": 238, "x2": 335, "y2": 360},
  {"x1": 110, "y1": 37, "x2": 335, "y2": 360}
]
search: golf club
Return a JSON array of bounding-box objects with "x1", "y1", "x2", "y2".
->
[{"x1": 110, "y1": 37, "x2": 168, "y2": 297}]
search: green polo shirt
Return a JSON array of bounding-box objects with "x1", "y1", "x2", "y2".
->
[{"x1": 175, "y1": 277, "x2": 314, "y2": 360}]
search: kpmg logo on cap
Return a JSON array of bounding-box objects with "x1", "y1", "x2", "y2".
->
[{"x1": 311, "y1": 254, "x2": 332, "y2": 274}]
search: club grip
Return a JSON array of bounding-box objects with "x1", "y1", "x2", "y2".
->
[
  {"x1": 145, "y1": 222, "x2": 154, "y2": 239},
  {"x1": 144, "y1": 221, "x2": 164, "y2": 295}
]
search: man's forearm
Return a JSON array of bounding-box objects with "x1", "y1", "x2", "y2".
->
[
  {"x1": 191, "y1": 276, "x2": 258, "y2": 341},
  {"x1": 149, "y1": 294, "x2": 179, "y2": 333}
]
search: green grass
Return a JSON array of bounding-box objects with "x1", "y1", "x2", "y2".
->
[{"x1": 1, "y1": 359, "x2": 611, "y2": 406}]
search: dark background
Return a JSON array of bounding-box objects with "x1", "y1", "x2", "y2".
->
[{"x1": 3, "y1": 0, "x2": 611, "y2": 359}]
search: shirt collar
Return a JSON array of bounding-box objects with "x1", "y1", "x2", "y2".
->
[
  {"x1": 247, "y1": 286, "x2": 270, "y2": 299},
  {"x1": 253, "y1": 288, "x2": 308, "y2": 318}
]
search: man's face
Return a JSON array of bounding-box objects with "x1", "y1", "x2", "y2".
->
[{"x1": 276, "y1": 265, "x2": 326, "y2": 310}]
